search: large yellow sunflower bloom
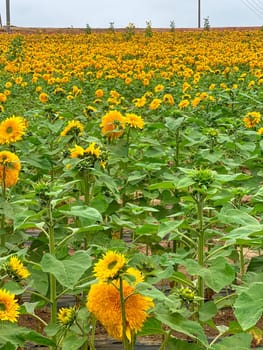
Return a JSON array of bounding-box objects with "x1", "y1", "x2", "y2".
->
[
  {"x1": 0, "y1": 151, "x2": 21, "y2": 188},
  {"x1": 86, "y1": 281, "x2": 154, "y2": 342},
  {"x1": 93, "y1": 251, "x2": 127, "y2": 281},
  {"x1": 0, "y1": 116, "x2": 27, "y2": 145},
  {"x1": 100, "y1": 110, "x2": 126, "y2": 140},
  {"x1": 0, "y1": 289, "x2": 20, "y2": 322}
]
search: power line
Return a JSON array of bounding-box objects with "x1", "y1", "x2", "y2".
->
[{"x1": 240, "y1": 0, "x2": 263, "y2": 19}]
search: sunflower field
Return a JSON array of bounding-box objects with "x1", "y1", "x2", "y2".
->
[{"x1": 0, "y1": 27, "x2": 263, "y2": 349}]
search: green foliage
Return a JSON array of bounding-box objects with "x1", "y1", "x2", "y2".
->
[{"x1": 0, "y1": 29, "x2": 262, "y2": 349}]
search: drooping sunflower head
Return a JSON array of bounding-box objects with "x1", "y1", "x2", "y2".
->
[
  {"x1": 0, "y1": 151, "x2": 21, "y2": 188},
  {"x1": 125, "y1": 267, "x2": 144, "y2": 286},
  {"x1": 60, "y1": 120, "x2": 84, "y2": 137},
  {"x1": 93, "y1": 251, "x2": 127, "y2": 281},
  {"x1": 69, "y1": 144, "x2": 85, "y2": 159},
  {"x1": 84, "y1": 142, "x2": 101, "y2": 159},
  {"x1": 100, "y1": 110, "x2": 126, "y2": 140},
  {"x1": 0, "y1": 289, "x2": 20, "y2": 322},
  {"x1": 0, "y1": 116, "x2": 27, "y2": 145},
  {"x1": 6, "y1": 256, "x2": 30, "y2": 281},
  {"x1": 57, "y1": 306, "x2": 76, "y2": 326}
]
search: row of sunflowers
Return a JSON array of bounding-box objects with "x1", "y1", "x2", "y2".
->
[{"x1": 0, "y1": 28, "x2": 262, "y2": 349}]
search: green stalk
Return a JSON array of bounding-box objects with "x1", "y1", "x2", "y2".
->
[
  {"x1": 119, "y1": 277, "x2": 132, "y2": 350},
  {"x1": 0, "y1": 166, "x2": 7, "y2": 248},
  {"x1": 175, "y1": 129, "x2": 180, "y2": 168},
  {"x1": 83, "y1": 170, "x2": 91, "y2": 205},
  {"x1": 88, "y1": 315, "x2": 97, "y2": 350},
  {"x1": 197, "y1": 196, "x2": 205, "y2": 310},
  {"x1": 47, "y1": 200, "x2": 57, "y2": 347}
]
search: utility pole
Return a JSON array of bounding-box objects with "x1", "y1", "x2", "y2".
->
[
  {"x1": 6, "y1": 0, "x2": 10, "y2": 32},
  {"x1": 198, "y1": 0, "x2": 201, "y2": 28}
]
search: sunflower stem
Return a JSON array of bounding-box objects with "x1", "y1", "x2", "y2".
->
[
  {"x1": 119, "y1": 276, "x2": 131, "y2": 350},
  {"x1": 0, "y1": 166, "x2": 7, "y2": 249},
  {"x1": 47, "y1": 199, "x2": 57, "y2": 348}
]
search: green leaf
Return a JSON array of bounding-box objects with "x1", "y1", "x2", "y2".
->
[
  {"x1": 247, "y1": 255, "x2": 263, "y2": 273},
  {"x1": 40, "y1": 251, "x2": 92, "y2": 289},
  {"x1": 234, "y1": 282, "x2": 263, "y2": 330},
  {"x1": 59, "y1": 206, "x2": 102, "y2": 224},
  {"x1": 0, "y1": 323, "x2": 54, "y2": 348},
  {"x1": 155, "y1": 305, "x2": 208, "y2": 346},
  {"x1": 29, "y1": 267, "x2": 49, "y2": 295},
  {"x1": 223, "y1": 225, "x2": 263, "y2": 242},
  {"x1": 157, "y1": 220, "x2": 184, "y2": 239},
  {"x1": 210, "y1": 333, "x2": 252, "y2": 350},
  {"x1": 138, "y1": 317, "x2": 165, "y2": 336},
  {"x1": 198, "y1": 301, "x2": 217, "y2": 322},
  {"x1": 148, "y1": 181, "x2": 176, "y2": 190},
  {"x1": 217, "y1": 207, "x2": 259, "y2": 226},
  {"x1": 165, "y1": 116, "x2": 185, "y2": 131},
  {"x1": 62, "y1": 333, "x2": 86, "y2": 350},
  {"x1": 167, "y1": 338, "x2": 203, "y2": 350},
  {"x1": 184, "y1": 257, "x2": 235, "y2": 293},
  {"x1": 202, "y1": 257, "x2": 235, "y2": 293}
]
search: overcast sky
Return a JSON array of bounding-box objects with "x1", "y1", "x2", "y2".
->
[{"x1": 0, "y1": 0, "x2": 263, "y2": 29}]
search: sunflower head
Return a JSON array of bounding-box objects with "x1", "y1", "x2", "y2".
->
[
  {"x1": 93, "y1": 251, "x2": 127, "y2": 281},
  {"x1": 125, "y1": 113, "x2": 145, "y2": 129},
  {"x1": 0, "y1": 116, "x2": 27, "y2": 145},
  {"x1": 5, "y1": 256, "x2": 30, "y2": 281},
  {"x1": 60, "y1": 120, "x2": 84, "y2": 138},
  {"x1": 0, "y1": 289, "x2": 20, "y2": 322},
  {"x1": 0, "y1": 151, "x2": 21, "y2": 188},
  {"x1": 57, "y1": 306, "x2": 76, "y2": 327},
  {"x1": 86, "y1": 281, "x2": 154, "y2": 342},
  {"x1": 100, "y1": 110, "x2": 126, "y2": 140}
]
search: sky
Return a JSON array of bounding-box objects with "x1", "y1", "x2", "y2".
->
[{"x1": 0, "y1": 0, "x2": 263, "y2": 29}]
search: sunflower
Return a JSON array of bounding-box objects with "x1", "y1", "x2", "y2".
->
[
  {"x1": 84, "y1": 142, "x2": 101, "y2": 158},
  {"x1": 0, "y1": 93, "x2": 7, "y2": 103},
  {"x1": 125, "y1": 113, "x2": 145, "y2": 129},
  {"x1": 0, "y1": 289, "x2": 20, "y2": 322},
  {"x1": 163, "y1": 93, "x2": 175, "y2": 105},
  {"x1": 60, "y1": 120, "x2": 84, "y2": 137},
  {"x1": 39, "y1": 92, "x2": 49, "y2": 103},
  {"x1": 95, "y1": 89, "x2": 104, "y2": 98},
  {"x1": 100, "y1": 110, "x2": 126, "y2": 140},
  {"x1": 0, "y1": 116, "x2": 27, "y2": 145},
  {"x1": 133, "y1": 96, "x2": 146, "y2": 108},
  {"x1": 178, "y1": 99, "x2": 190, "y2": 110},
  {"x1": 125, "y1": 267, "x2": 144, "y2": 285},
  {"x1": 243, "y1": 111, "x2": 261, "y2": 129},
  {"x1": 69, "y1": 144, "x2": 85, "y2": 158},
  {"x1": 154, "y1": 84, "x2": 164, "y2": 93},
  {"x1": 93, "y1": 251, "x2": 127, "y2": 281},
  {"x1": 57, "y1": 306, "x2": 76, "y2": 326},
  {"x1": 86, "y1": 281, "x2": 154, "y2": 342},
  {"x1": 7, "y1": 256, "x2": 30, "y2": 280},
  {"x1": 149, "y1": 98, "x2": 162, "y2": 110},
  {"x1": 0, "y1": 151, "x2": 21, "y2": 188}
]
